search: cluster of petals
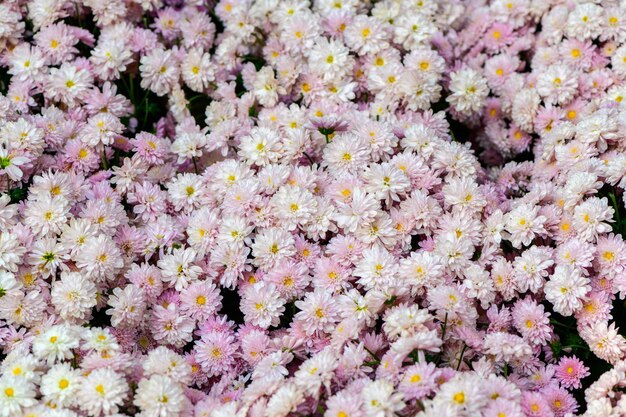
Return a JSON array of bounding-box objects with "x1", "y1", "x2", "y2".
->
[{"x1": 2, "y1": 0, "x2": 626, "y2": 417}]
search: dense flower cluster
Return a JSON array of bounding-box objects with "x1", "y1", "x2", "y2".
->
[{"x1": 1, "y1": 0, "x2": 626, "y2": 416}]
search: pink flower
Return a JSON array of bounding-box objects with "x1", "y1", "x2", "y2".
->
[{"x1": 555, "y1": 356, "x2": 589, "y2": 389}]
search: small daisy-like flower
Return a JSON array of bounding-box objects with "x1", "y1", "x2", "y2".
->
[
  {"x1": 0, "y1": 148, "x2": 28, "y2": 182},
  {"x1": 157, "y1": 247, "x2": 203, "y2": 291},
  {"x1": 241, "y1": 282, "x2": 286, "y2": 329},
  {"x1": 51, "y1": 271, "x2": 97, "y2": 322},
  {"x1": 77, "y1": 368, "x2": 128, "y2": 417},
  {"x1": 446, "y1": 68, "x2": 489, "y2": 115},
  {"x1": 32, "y1": 324, "x2": 80, "y2": 364},
  {"x1": 194, "y1": 330, "x2": 238, "y2": 377},
  {"x1": 545, "y1": 265, "x2": 591, "y2": 316},
  {"x1": 75, "y1": 234, "x2": 124, "y2": 281},
  {"x1": 134, "y1": 374, "x2": 186, "y2": 417},
  {"x1": 139, "y1": 48, "x2": 180, "y2": 96},
  {"x1": 555, "y1": 356, "x2": 589, "y2": 389},
  {"x1": 0, "y1": 376, "x2": 36, "y2": 417},
  {"x1": 40, "y1": 363, "x2": 82, "y2": 407}
]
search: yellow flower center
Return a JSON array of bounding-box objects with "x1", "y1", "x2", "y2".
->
[{"x1": 453, "y1": 392, "x2": 465, "y2": 404}]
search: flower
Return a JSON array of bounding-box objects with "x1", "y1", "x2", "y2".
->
[
  {"x1": 134, "y1": 374, "x2": 186, "y2": 417},
  {"x1": 555, "y1": 356, "x2": 589, "y2": 389},
  {"x1": 77, "y1": 368, "x2": 128, "y2": 416},
  {"x1": 545, "y1": 265, "x2": 591, "y2": 316},
  {"x1": 51, "y1": 271, "x2": 97, "y2": 322},
  {"x1": 40, "y1": 363, "x2": 83, "y2": 407},
  {"x1": 157, "y1": 247, "x2": 203, "y2": 291},
  {"x1": 446, "y1": 68, "x2": 489, "y2": 115},
  {"x1": 0, "y1": 376, "x2": 36, "y2": 417},
  {"x1": 362, "y1": 379, "x2": 405, "y2": 417},
  {"x1": 32, "y1": 324, "x2": 79, "y2": 364},
  {"x1": 0, "y1": 148, "x2": 28, "y2": 182}
]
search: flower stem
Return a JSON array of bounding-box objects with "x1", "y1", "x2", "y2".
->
[
  {"x1": 364, "y1": 347, "x2": 380, "y2": 363},
  {"x1": 192, "y1": 156, "x2": 199, "y2": 174},
  {"x1": 102, "y1": 147, "x2": 108, "y2": 170},
  {"x1": 456, "y1": 343, "x2": 467, "y2": 371}
]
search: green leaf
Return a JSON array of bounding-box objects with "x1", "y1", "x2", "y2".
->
[
  {"x1": 9, "y1": 187, "x2": 28, "y2": 204},
  {"x1": 549, "y1": 339, "x2": 563, "y2": 359},
  {"x1": 384, "y1": 295, "x2": 397, "y2": 306}
]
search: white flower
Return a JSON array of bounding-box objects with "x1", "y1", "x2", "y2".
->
[
  {"x1": 0, "y1": 352, "x2": 39, "y2": 383},
  {"x1": 270, "y1": 185, "x2": 317, "y2": 231},
  {"x1": 157, "y1": 247, "x2": 203, "y2": 291},
  {"x1": 572, "y1": 197, "x2": 614, "y2": 242},
  {"x1": 0, "y1": 148, "x2": 28, "y2": 181},
  {"x1": 32, "y1": 324, "x2": 80, "y2": 364},
  {"x1": 362, "y1": 379, "x2": 405, "y2": 417},
  {"x1": 398, "y1": 251, "x2": 445, "y2": 294},
  {"x1": 51, "y1": 271, "x2": 97, "y2": 322},
  {"x1": 40, "y1": 363, "x2": 82, "y2": 407},
  {"x1": 139, "y1": 48, "x2": 180, "y2": 96},
  {"x1": 181, "y1": 48, "x2": 215, "y2": 93},
  {"x1": 512, "y1": 246, "x2": 554, "y2": 293},
  {"x1": 167, "y1": 173, "x2": 208, "y2": 213},
  {"x1": 566, "y1": 2, "x2": 603, "y2": 40},
  {"x1": 581, "y1": 322, "x2": 626, "y2": 364},
  {"x1": 446, "y1": 68, "x2": 488, "y2": 115},
  {"x1": 27, "y1": 237, "x2": 70, "y2": 278},
  {"x1": 294, "y1": 349, "x2": 337, "y2": 396},
  {"x1": 253, "y1": 66, "x2": 285, "y2": 107},
  {"x1": 545, "y1": 265, "x2": 591, "y2": 316},
  {"x1": 142, "y1": 346, "x2": 192, "y2": 385},
  {"x1": 134, "y1": 375, "x2": 186, "y2": 417},
  {"x1": 307, "y1": 37, "x2": 353, "y2": 82},
  {"x1": 241, "y1": 282, "x2": 286, "y2": 329},
  {"x1": 344, "y1": 15, "x2": 389, "y2": 55},
  {"x1": 504, "y1": 204, "x2": 547, "y2": 249},
  {"x1": 483, "y1": 332, "x2": 533, "y2": 363},
  {"x1": 81, "y1": 327, "x2": 120, "y2": 354},
  {"x1": 75, "y1": 234, "x2": 124, "y2": 281},
  {"x1": 106, "y1": 284, "x2": 146, "y2": 327},
  {"x1": 80, "y1": 112, "x2": 124, "y2": 147},
  {"x1": 266, "y1": 383, "x2": 304, "y2": 417},
  {"x1": 393, "y1": 14, "x2": 435, "y2": 50},
  {"x1": 0, "y1": 376, "x2": 36, "y2": 417},
  {"x1": 354, "y1": 245, "x2": 398, "y2": 290},
  {"x1": 461, "y1": 264, "x2": 496, "y2": 308},
  {"x1": 511, "y1": 88, "x2": 540, "y2": 133},
  {"x1": 77, "y1": 368, "x2": 128, "y2": 417},
  {"x1": 0, "y1": 271, "x2": 21, "y2": 298},
  {"x1": 334, "y1": 187, "x2": 380, "y2": 233},
  {"x1": 238, "y1": 127, "x2": 283, "y2": 167},
  {"x1": 424, "y1": 374, "x2": 487, "y2": 416},
  {"x1": 251, "y1": 227, "x2": 296, "y2": 270},
  {"x1": 535, "y1": 64, "x2": 578, "y2": 105},
  {"x1": 363, "y1": 162, "x2": 411, "y2": 205},
  {"x1": 0, "y1": 194, "x2": 17, "y2": 232},
  {"x1": 90, "y1": 38, "x2": 134, "y2": 81},
  {"x1": 170, "y1": 132, "x2": 207, "y2": 164},
  {"x1": 322, "y1": 134, "x2": 371, "y2": 177},
  {"x1": 442, "y1": 176, "x2": 486, "y2": 214}
]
